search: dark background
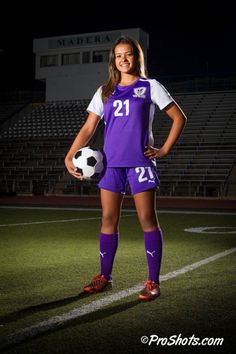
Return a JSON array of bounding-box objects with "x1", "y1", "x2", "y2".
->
[{"x1": 0, "y1": 1, "x2": 235, "y2": 91}]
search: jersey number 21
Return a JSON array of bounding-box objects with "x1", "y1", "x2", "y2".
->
[{"x1": 113, "y1": 100, "x2": 130, "y2": 117}]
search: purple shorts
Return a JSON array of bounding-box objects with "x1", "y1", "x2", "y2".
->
[{"x1": 98, "y1": 166, "x2": 160, "y2": 195}]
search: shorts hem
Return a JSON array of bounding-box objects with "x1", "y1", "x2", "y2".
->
[
  {"x1": 98, "y1": 185, "x2": 126, "y2": 195},
  {"x1": 131, "y1": 186, "x2": 159, "y2": 196}
]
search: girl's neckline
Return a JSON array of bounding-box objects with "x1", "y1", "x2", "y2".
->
[{"x1": 117, "y1": 77, "x2": 140, "y2": 88}]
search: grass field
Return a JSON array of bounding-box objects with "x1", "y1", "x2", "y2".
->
[{"x1": 0, "y1": 207, "x2": 235, "y2": 354}]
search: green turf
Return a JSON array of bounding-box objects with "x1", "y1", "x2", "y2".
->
[{"x1": 0, "y1": 208, "x2": 235, "y2": 353}]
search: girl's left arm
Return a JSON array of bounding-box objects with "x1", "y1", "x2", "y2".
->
[{"x1": 144, "y1": 102, "x2": 187, "y2": 159}]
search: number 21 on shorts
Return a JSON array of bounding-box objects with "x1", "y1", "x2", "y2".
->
[{"x1": 135, "y1": 167, "x2": 155, "y2": 183}]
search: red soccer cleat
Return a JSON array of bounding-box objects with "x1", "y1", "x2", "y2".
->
[
  {"x1": 139, "y1": 280, "x2": 160, "y2": 301},
  {"x1": 83, "y1": 274, "x2": 112, "y2": 294}
]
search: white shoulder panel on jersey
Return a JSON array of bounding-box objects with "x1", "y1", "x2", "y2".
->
[
  {"x1": 86, "y1": 86, "x2": 104, "y2": 118},
  {"x1": 148, "y1": 79, "x2": 174, "y2": 110}
]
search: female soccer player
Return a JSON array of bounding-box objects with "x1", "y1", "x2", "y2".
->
[{"x1": 65, "y1": 36, "x2": 187, "y2": 301}]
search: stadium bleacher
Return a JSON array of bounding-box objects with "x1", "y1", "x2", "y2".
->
[{"x1": 0, "y1": 91, "x2": 235, "y2": 197}]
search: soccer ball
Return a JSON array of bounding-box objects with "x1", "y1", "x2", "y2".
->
[{"x1": 72, "y1": 146, "x2": 104, "y2": 180}]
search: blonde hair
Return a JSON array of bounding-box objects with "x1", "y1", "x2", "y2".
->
[{"x1": 102, "y1": 36, "x2": 147, "y2": 102}]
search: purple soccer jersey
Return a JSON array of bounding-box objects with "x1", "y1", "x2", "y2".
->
[{"x1": 87, "y1": 78, "x2": 174, "y2": 167}]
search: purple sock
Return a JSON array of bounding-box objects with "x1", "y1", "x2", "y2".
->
[
  {"x1": 100, "y1": 233, "x2": 119, "y2": 280},
  {"x1": 144, "y1": 228, "x2": 163, "y2": 284}
]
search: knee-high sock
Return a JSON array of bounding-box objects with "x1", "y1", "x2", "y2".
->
[
  {"x1": 144, "y1": 228, "x2": 163, "y2": 283},
  {"x1": 100, "y1": 233, "x2": 119, "y2": 280}
]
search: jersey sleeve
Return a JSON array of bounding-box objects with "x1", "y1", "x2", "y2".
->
[
  {"x1": 150, "y1": 79, "x2": 174, "y2": 110},
  {"x1": 86, "y1": 86, "x2": 104, "y2": 118}
]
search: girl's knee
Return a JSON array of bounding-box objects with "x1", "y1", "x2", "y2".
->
[
  {"x1": 138, "y1": 212, "x2": 159, "y2": 231},
  {"x1": 101, "y1": 212, "x2": 120, "y2": 228}
]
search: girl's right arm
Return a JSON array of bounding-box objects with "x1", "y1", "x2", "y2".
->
[{"x1": 64, "y1": 112, "x2": 101, "y2": 180}]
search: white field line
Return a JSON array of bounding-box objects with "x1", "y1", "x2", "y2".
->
[
  {"x1": 1, "y1": 247, "x2": 235, "y2": 348},
  {"x1": 0, "y1": 215, "x2": 135, "y2": 227},
  {"x1": 1, "y1": 209, "x2": 236, "y2": 227},
  {"x1": 0, "y1": 205, "x2": 236, "y2": 215}
]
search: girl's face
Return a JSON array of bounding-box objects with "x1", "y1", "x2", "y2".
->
[{"x1": 114, "y1": 43, "x2": 135, "y2": 75}]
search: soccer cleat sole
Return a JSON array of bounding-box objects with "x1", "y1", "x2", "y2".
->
[
  {"x1": 83, "y1": 282, "x2": 112, "y2": 294},
  {"x1": 138, "y1": 292, "x2": 160, "y2": 301}
]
